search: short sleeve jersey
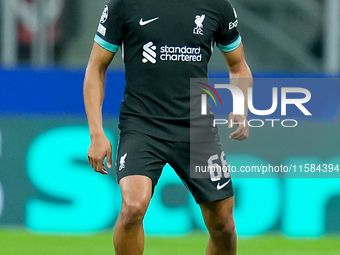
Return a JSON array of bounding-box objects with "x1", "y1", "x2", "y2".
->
[{"x1": 95, "y1": 0, "x2": 241, "y2": 142}]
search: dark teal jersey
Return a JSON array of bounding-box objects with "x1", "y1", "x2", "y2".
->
[{"x1": 95, "y1": 0, "x2": 241, "y2": 142}]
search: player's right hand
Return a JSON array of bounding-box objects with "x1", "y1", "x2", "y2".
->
[{"x1": 87, "y1": 133, "x2": 112, "y2": 175}]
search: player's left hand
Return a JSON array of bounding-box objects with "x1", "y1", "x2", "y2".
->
[{"x1": 228, "y1": 112, "x2": 249, "y2": 141}]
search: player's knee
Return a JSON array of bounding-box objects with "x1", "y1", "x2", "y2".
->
[
  {"x1": 209, "y1": 217, "x2": 236, "y2": 237},
  {"x1": 120, "y1": 200, "x2": 148, "y2": 229}
]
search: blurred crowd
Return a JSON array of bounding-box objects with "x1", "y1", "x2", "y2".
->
[
  {"x1": 0, "y1": 0, "x2": 338, "y2": 71},
  {"x1": 0, "y1": 0, "x2": 78, "y2": 64}
]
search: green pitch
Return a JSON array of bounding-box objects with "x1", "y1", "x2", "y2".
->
[{"x1": 0, "y1": 229, "x2": 339, "y2": 255}]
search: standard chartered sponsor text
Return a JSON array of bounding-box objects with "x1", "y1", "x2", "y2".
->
[{"x1": 160, "y1": 45, "x2": 202, "y2": 62}]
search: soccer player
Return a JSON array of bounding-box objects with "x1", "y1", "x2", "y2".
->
[{"x1": 84, "y1": 0, "x2": 252, "y2": 254}]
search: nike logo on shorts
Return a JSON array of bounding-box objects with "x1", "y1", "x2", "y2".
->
[
  {"x1": 139, "y1": 17, "x2": 159, "y2": 26},
  {"x1": 217, "y1": 179, "x2": 231, "y2": 190}
]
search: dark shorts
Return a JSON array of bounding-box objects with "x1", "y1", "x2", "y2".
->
[{"x1": 116, "y1": 130, "x2": 234, "y2": 204}]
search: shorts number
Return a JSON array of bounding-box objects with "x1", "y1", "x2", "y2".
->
[{"x1": 207, "y1": 151, "x2": 230, "y2": 182}]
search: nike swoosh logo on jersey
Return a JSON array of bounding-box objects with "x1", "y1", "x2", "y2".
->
[
  {"x1": 139, "y1": 17, "x2": 159, "y2": 26},
  {"x1": 217, "y1": 180, "x2": 231, "y2": 190}
]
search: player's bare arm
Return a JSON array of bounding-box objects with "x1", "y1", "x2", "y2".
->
[
  {"x1": 84, "y1": 43, "x2": 115, "y2": 174},
  {"x1": 222, "y1": 42, "x2": 253, "y2": 141}
]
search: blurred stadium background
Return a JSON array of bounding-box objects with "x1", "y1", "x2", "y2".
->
[{"x1": 0, "y1": 0, "x2": 340, "y2": 254}]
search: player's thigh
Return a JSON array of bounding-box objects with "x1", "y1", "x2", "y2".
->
[
  {"x1": 116, "y1": 130, "x2": 167, "y2": 213},
  {"x1": 119, "y1": 175, "x2": 153, "y2": 215}
]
